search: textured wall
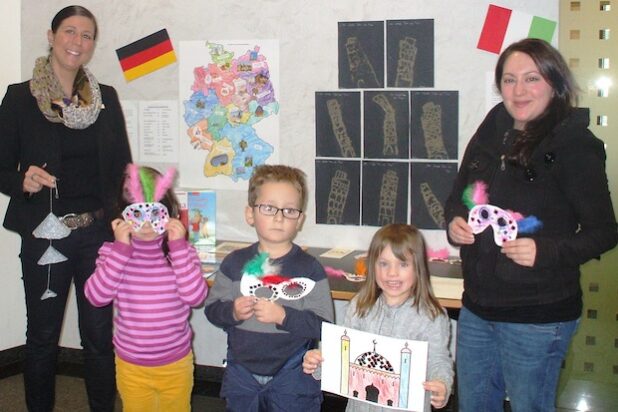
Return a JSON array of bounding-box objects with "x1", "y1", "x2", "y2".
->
[
  {"x1": 20, "y1": 0, "x2": 559, "y2": 252},
  {"x1": 558, "y1": 1, "x2": 618, "y2": 410}
]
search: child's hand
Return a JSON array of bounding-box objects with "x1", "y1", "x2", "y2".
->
[
  {"x1": 302, "y1": 349, "x2": 323, "y2": 375},
  {"x1": 233, "y1": 295, "x2": 255, "y2": 321},
  {"x1": 166, "y1": 218, "x2": 186, "y2": 241},
  {"x1": 253, "y1": 299, "x2": 286, "y2": 325},
  {"x1": 111, "y1": 218, "x2": 132, "y2": 245},
  {"x1": 423, "y1": 380, "x2": 448, "y2": 409}
]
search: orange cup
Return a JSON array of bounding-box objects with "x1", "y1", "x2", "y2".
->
[{"x1": 354, "y1": 254, "x2": 368, "y2": 277}]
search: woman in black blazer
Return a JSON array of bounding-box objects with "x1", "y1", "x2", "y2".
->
[{"x1": 0, "y1": 6, "x2": 131, "y2": 411}]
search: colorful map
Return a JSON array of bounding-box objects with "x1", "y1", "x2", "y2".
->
[{"x1": 181, "y1": 42, "x2": 279, "y2": 181}]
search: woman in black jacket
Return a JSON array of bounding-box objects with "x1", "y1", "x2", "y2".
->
[
  {"x1": 445, "y1": 38, "x2": 617, "y2": 411},
  {"x1": 0, "y1": 5, "x2": 131, "y2": 411}
]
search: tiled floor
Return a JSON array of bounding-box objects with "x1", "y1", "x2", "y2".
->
[
  {"x1": 0, "y1": 373, "x2": 351, "y2": 411},
  {"x1": 0, "y1": 374, "x2": 227, "y2": 412},
  {"x1": 0, "y1": 373, "x2": 450, "y2": 411},
  {"x1": 1, "y1": 372, "x2": 587, "y2": 411}
]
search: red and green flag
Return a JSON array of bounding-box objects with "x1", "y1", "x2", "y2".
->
[{"x1": 477, "y1": 4, "x2": 557, "y2": 54}]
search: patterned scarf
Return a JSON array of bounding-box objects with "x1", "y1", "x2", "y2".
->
[{"x1": 30, "y1": 56, "x2": 102, "y2": 129}]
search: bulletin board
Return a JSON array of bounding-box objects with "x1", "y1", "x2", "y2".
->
[{"x1": 20, "y1": 0, "x2": 559, "y2": 252}]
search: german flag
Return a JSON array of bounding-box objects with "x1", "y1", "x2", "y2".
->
[{"x1": 116, "y1": 29, "x2": 176, "y2": 82}]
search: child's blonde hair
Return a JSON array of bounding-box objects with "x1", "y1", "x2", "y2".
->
[
  {"x1": 247, "y1": 165, "x2": 307, "y2": 210},
  {"x1": 355, "y1": 224, "x2": 443, "y2": 319}
]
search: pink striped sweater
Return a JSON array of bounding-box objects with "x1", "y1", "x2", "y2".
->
[{"x1": 85, "y1": 237, "x2": 207, "y2": 366}]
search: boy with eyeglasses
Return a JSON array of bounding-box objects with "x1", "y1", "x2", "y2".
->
[{"x1": 204, "y1": 164, "x2": 334, "y2": 411}]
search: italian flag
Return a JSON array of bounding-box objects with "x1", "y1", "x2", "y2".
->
[{"x1": 477, "y1": 4, "x2": 557, "y2": 54}]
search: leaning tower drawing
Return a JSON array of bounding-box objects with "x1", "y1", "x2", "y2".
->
[
  {"x1": 420, "y1": 182, "x2": 445, "y2": 229},
  {"x1": 345, "y1": 36, "x2": 381, "y2": 88},
  {"x1": 378, "y1": 170, "x2": 398, "y2": 225},
  {"x1": 327, "y1": 99, "x2": 356, "y2": 157},
  {"x1": 421, "y1": 102, "x2": 449, "y2": 159},
  {"x1": 327, "y1": 170, "x2": 350, "y2": 224},
  {"x1": 395, "y1": 37, "x2": 418, "y2": 87},
  {"x1": 372, "y1": 94, "x2": 398, "y2": 156}
]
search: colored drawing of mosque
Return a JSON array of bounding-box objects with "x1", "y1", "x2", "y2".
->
[{"x1": 340, "y1": 329, "x2": 413, "y2": 409}]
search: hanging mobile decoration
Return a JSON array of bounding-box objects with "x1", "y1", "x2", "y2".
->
[{"x1": 32, "y1": 185, "x2": 69, "y2": 300}]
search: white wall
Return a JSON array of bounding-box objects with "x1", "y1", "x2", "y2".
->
[
  {"x1": 0, "y1": 0, "x2": 26, "y2": 351},
  {"x1": 19, "y1": 0, "x2": 560, "y2": 253}
]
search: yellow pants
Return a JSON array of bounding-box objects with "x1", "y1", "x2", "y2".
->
[{"x1": 116, "y1": 352, "x2": 194, "y2": 412}]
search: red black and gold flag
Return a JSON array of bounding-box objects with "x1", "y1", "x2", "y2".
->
[{"x1": 116, "y1": 29, "x2": 176, "y2": 82}]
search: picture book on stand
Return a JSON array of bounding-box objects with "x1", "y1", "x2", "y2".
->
[{"x1": 177, "y1": 189, "x2": 216, "y2": 263}]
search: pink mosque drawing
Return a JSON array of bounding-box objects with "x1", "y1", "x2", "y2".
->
[{"x1": 339, "y1": 329, "x2": 413, "y2": 409}]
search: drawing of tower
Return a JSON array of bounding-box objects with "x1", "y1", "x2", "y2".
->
[
  {"x1": 398, "y1": 342, "x2": 412, "y2": 408},
  {"x1": 395, "y1": 37, "x2": 417, "y2": 87},
  {"x1": 341, "y1": 330, "x2": 351, "y2": 395},
  {"x1": 327, "y1": 99, "x2": 356, "y2": 157},
  {"x1": 372, "y1": 94, "x2": 398, "y2": 156},
  {"x1": 421, "y1": 102, "x2": 449, "y2": 159},
  {"x1": 327, "y1": 170, "x2": 350, "y2": 224},
  {"x1": 420, "y1": 182, "x2": 445, "y2": 228},
  {"x1": 345, "y1": 37, "x2": 381, "y2": 88},
  {"x1": 378, "y1": 170, "x2": 398, "y2": 225}
]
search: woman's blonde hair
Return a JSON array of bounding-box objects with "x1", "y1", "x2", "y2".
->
[{"x1": 354, "y1": 224, "x2": 443, "y2": 319}]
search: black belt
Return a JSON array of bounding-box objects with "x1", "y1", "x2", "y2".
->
[{"x1": 59, "y1": 209, "x2": 104, "y2": 230}]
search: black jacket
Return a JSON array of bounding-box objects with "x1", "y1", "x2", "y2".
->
[
  {"x1": 445, "y1": 103, "x2": 617, "y2": 313},
  {"x1": 0, "y1": 81, "x2": 132, "y2": 237}
]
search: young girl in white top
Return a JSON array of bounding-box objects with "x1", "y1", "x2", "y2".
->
[{"x1": 303, "y1": 224, "x2": 454, "y2": 411}]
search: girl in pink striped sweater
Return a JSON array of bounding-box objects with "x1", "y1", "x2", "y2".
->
[{"x1": 85, "y1": 164, "x2": 207, "y2": 412}]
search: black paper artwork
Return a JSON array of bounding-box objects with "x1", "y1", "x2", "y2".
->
[
  {"x1": 315, "y1": 159, "x2": 361, "y2": 225},
  {"x1": 362, "y1": 161, "x2": 409, "y2": 226},
  {"x1": 363, "y1": 91, "x2": 410, "y2": 159},
  {"x1": 410, "y1": 91, "x2": 459, "y2": 160},
  {"x1": 315, "y1": 92, "x2": 361, "y2": 158},
  {"x1": 387, "y1": 19, "x2": 434, "y2": 88},
  {"x1": 338, "y1": 21, "x2": 384, "y2": 89},
  {"x1": 410, "y1": 162, "x2": 457, "y2": 230}
]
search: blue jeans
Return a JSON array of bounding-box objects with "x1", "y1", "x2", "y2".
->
[
  {"x1": 456, "y1": 306, "x2": 578, "y2": 412},
  {"x1": 20, "y1": 221, "x2": 115, "y2": 412},
  {"x1": 221, "y1": 347, "x2": 322, "y2": 412}
]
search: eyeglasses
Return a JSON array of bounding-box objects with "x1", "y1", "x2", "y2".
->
[{"x1": 254, "y1": 204, "x2": 303, "y2": 220}]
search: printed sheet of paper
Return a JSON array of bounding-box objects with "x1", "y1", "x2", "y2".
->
[
  {"x1": 214, "y1": 241, "x2": 252, "y2": 256},
  {"x1": 320, "y1": 248, "x2": 354, "y2": 259},
  {"x1": 321, "y1": 322, "x2": 428, "y2": 411},
  {"x1": 139, "y1": 101, "x2": 179, "y2": 163}
]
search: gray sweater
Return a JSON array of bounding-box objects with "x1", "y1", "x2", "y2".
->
[{"x1": 343, "y1": 295, "x2": 454, "y2": 412}]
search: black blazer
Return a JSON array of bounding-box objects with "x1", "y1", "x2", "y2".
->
[{"x1": 0, "y1": 80, "x2": 132, "y2": 237}]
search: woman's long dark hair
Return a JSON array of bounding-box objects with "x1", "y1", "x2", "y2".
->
[{"x1": 495, "y1": 38, "x2": 579, "y2": 166}]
